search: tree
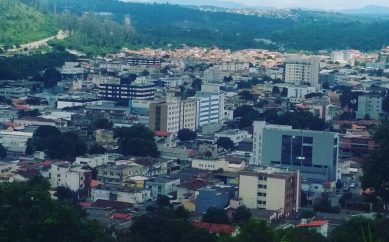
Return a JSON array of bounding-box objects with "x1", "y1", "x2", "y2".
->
[
  {"x1": 276, "y1": 227, "x2": 327, "y2": 242},
  {"x1": 114, "y1": 125, "x2": 159, "y2": 157},
  {"x1": 236, "y1": 218, "x2": 275, "y2": 242},
  {"x1": 192, "y1": 78, "x2": 202, "y2": 91},
  {"x1": 89, "y1": 144, "x2": 107, "y2": 155},
  {"x1": 93, "y1": 118, "x2": 112, "y2": 129},
  {"x1": 55, "y1": 186, "x2": 77, "y2": 202},
  {"x1": 0, "y1": 144, "x2": 7, "y2": 159},
  {"x1": 272, "y1": 86, "x2": 280, "y2": 95},
  {"x1": 238, "y1": 90, "x2": 254, "y2": 101},
  {"x1": 157, "y1": 195, "x2": 171, "y2": 207},
  {"x1": 216, "y1": 137, "x2": 235, "y2": 150},
  {"x1": 202, "y1": 207, "x2": 230, "y2": 225},
  {"x1": 361, "y1": 122, "x2": 389, "y2": 202},
  {"x1": 41, "y1": 67, "x2": 61, "y2": 88},
  {"x1": 0, "y1": 176, "x2": 113, "y2": 242},
  {"x1": 177, "y1": 129, "x2": 197, "y2": 142},
  {"x1": 223, "y1": 75, "x2": 233, "y2": 83},
  {"x1": 232, "y1": 206, "x2": 251, "y2": 225}
]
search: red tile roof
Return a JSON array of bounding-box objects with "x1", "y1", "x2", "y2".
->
[
  {"x1": 297, "y1": 220, "x2": 328, "y2": 228},
  {"x1": 155, "y1": 130, "x2": 171, "y2": 137},
  {"x1": 193, "y1": 222, "x2": 236, "y2": 235},
  {"x1": 79, "y1": 201, "x2": 93, "y2": 207},
  {"x1": 112, "y1": 213, "x2": 132, "y2": 220}
]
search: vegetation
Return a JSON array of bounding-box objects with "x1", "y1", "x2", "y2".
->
[
  {"x1": 0, "y1": 176, "x2": 113, "y2": 242},
  {"x1": 362, "y1": 122, "x2": 389, "y2": 203},
  {"x1": 0, "y1": 0, "x2": 57, "y2": 46},
  {"x1": 177, "y1": 128, "x2": 197, "y2": 142},
  {"x1": 27, "y1": 125, "x2": 87, "y2": 160},
  {"x1": 114, "y1": 125, "x2": 159, "y2": 157},
  {"x1": 1, "y1": 0, "x2": 387, "y2": 53},
  {"x1": 216, "y1": 137, "x2": 235, "y2": 151},
  {"x1": 202, "y1": 207, "x2": 230, "y2": 225},
  {"x1": 0, "y1": 143, "x2": 7, "y2": 159}
]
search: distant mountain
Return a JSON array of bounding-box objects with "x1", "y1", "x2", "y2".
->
[
  {"x1": 341, "y1": 5, "x2": 389, "y2": 15},
  {"x1": 121, "y1": 0, "x2": 273, "y2": 10}
]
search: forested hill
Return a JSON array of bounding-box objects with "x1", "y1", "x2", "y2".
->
[
  {"x1": 4, "y1": 0, "x2": 389, "y2": 53},
  {"x1": 0, "y1": 0, "x2": 57, "y2": 46}
]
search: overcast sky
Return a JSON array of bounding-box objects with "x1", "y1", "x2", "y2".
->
[{"x1": 237, "y1": 0, "x2": 389, "y2": 9}]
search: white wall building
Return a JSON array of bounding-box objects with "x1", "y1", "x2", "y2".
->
[
  {"x1": 0, "y1": 129, "x2": 33, "y2": 153},
  {"x1": 214, "y1": 129, "x2": 249, "y2": 146},
  {"x1": 284, "y1": 57, "x2": 320, "y2": 88},
  {"x1": 91, "y1": 187, "x2": 151, "y2": 204},
  {"x1": 75, "y1": 154, "x2": 109, "y2": 168},
  {"x1": 49, "y1": 162, "x2": 92, "y2": 192}
]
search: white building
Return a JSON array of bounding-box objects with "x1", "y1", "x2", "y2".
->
[
  {"x1": 91, "y1": 186, "x2": 151, "y2": 204},
  {"x1": 48, "y1": 162, "x2": 92, "y2": 192},
  {"x1": 214, "y1": 129, "x2": 249, "y2": 146},
  {"x1": 57, "y1": 98, "x2": 103, "y2": 109},
  {"x1": 195, "y1": 85, "x2": 225, "y2": 128},
  {"x1": 284, "y1": 57, "x2": 320, "y2": 88},
  {"x1": 191, "y1": 158, "x2": 245, "y2": 172},
  {"x1": 74, "y1": 154, "x2": 109, "y2": 168},
  {"x1": 0, "y1": 129, "x2": 33, "y2": 153},
  {"x1": 239, "y1": 167, "x2": 300, "y2": 217}
]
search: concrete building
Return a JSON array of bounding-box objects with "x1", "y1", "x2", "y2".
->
[
  {"x1": 238, "y1": 167, "x2": 300, "y2": 217},
  {"x1": 99, "y1": 83, "x2": 156, "y2": 101},
  {"x1": 196, "y1": 186, "x2": 235, "y2": 213},
  {"x1": 191, "y1": 158, "x2": 245, "y2": 172},
  {"x1": 195, "y1": 85, "x2": 225, "y2": 128},
  {"x1": 149, "y1": 98, "x2": 197, "y2": 133},
  {"x1": 0, "y1": 129, "x2": 33, "y2": 153},
  {"x1": 284, "y1": 57, "x2": 320, "y2": 88},
  {"x1": 356, "y1": 94, "x2": 383, "y2": 120},
  {"x1": 96, "y1": 163, "x2": 146, "y2": 186},
  {"x1": 145, "y1": 177, "x2": 180, "y2": 199},
  {"x1": 91, "y1": 185, "x2": 151, "y2": 204},
  {"x1": 252, "y1": 121, "x2": 339, "y2": 182},
  {"x1": 57, "y1": 98, "x2": 103, "y2": 109},
  {"x1": 49, "y1": 162, "x2": 92, "y2": 192},
  {"x1": 75, "y1": 154, "x2": 109, "y2": 168},
  {"x1": 214, "y1": 129, "x2": 249, "y2": 146}
]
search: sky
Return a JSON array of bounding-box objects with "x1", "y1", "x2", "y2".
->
[{"x1": 228, "y1": 0, "x2": 389, "y2": 10}]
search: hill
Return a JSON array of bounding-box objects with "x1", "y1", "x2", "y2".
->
[
  {"x1": 0, "y1": 0, "x2": 58, "y2": 47},
  {"x1": 4, "y1": 0, "x2": 389, "y2": 54},
  {"x1": 341, "y1": 5, "x2": 389, "y2": 16}
]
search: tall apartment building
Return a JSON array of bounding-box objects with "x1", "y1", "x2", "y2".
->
[
  {"x1": 149, "y1": 98, "x2": 197, "y2": 133},
  {"x1": 284, "y1": 57, "x2": 320, "y2": 88},
  {"x1": 356, "y1": 94, "x2": 383, "y2": 120},
  {"x1": 252, "y1": 121, "x2": 339, "y2": 182},
  {"x1": 49, "y1": 162, "x2": 92, "y2": 192},
  {"x1": 195, "y1": 84, "x2": 225, "y2": 128},
  {"x1": 239, "y1": 167, "x2": 300, "y2": 217},
  {"x1": 98, "y1": 83, "x2": 156, "y2": 101}
]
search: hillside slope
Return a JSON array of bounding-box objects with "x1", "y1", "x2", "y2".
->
[{"x1": 0, "y1": 1, "x2": 57, "y2": 46}]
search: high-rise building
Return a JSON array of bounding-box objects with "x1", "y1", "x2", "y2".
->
[
  {"x1": 356, "y1": 94, "x2": 383, "y2": 120},
  {"x1": 99, "y1": 83, "x2": 156, "y2": 101},
  {"x1": 195, "y1": 84, "x2": 225, "y2": 128},
  {"x1": 149, "y1": 98, "x2": 197, "y2": 133},
  {"x1": 252, "y1": 121, "x2": 339, "y2": 182},
  {"x1": 284, "y1": 57, "x2": 320, "y2": 88},
  {"x1": 239, "y1": 167, "x2": 300, "y2": 217}
]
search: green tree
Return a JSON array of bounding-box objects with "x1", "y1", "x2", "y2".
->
[
  {"x1": 216, "y1": 137, "x2": 235, "y2": 150},
  {"x1": 177, "y1": 128, "x2": 197, "y2": 142},
  {"x1": 89, "y1": 144, "x2": 107, "y2": 155},
  {"x1": 235, "y1": 218, "x2": 275, "y2": 242},
  {"x1": 361, "y1": 122, "x2": 389, "y2": 203},
  {"x1": 232, "y1": 206, "x2": 251, "y2": 225},
  {"x1": 93, "y1": 118, "x2": 112, "y2": 129},
  {"x1": 202, "y1": 207, "x2": 230, "y2": 225},
  {"x1": 276, "y1": 227, "x2": 327, "y2": 242},
  {"x1": 0, "y1": 144, "x2": 7, "y2": 159},
  {"x1": 238, "y1": 90, "x2": 254, "y2": 101}
]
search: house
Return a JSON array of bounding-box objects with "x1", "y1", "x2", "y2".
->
[
  {"x1": 193, "y1": 222, "x2": 237, "y2": 236},
  {"x1": 48, "y1": 162, "x2": 92, "y2": 193},
  {"x1": 196, "y1": 185, "x2": 236, "y2": 213},
  {"x1": 176, "y1": 179, "x2": 210, "y2": 202},
  {"x1": 145, "y1": 177, "x2": 180, "y2": 199},
  {"x1": 296, "y1": 220, "x2": 329, "y2": 237},
  {"x1": 75, "y1": 154, "x2": 109, "y2": 168},
  {"x1": 91, "y1": 185, "x2": 151, "y2": 204}
]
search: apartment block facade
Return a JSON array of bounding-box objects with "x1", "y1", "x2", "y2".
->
[
  {"x1": 239, "y1": 168, "x2": 300, "y2": 217},
  {"x1": 252, "y1": 121, "x2": 339, "y2": 182},
  {"x1": 284, "y1": 57, "x2": 320, "y2": 88}
]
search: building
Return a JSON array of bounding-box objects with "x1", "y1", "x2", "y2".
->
[
  {"x1": 57, "y1": 98, "x2": 103, "y2": 109},
  {"x1": 378, "y1": 46, "x2": 389, "y2": 65},
  {"x1": 252, "y1": 121, "x2": 339, "y2": 182},
  {"x1": 75, "y1": 154, "x2": 109, "y2": 168},
  {"x1": 149, "y1": 98, "x2": 197, "y2": 133},
  {"x1": 284, "y1": 57, "x2": 320, "y2": 88},
  {"x1": 96, "y1": 163, "x2": 146, "y2": 186},
  {"x1": 99, "y1": 83, "x2": 156, "y2": 101},
  {"x1": 214, "y1": 129, "x2": 249, "y2": 146},
  {"x1": 356, "y1": 94, "x2": 383, "y2": 120},
  {"x1": 238, "y1": 167, "x2": 300, "y2": 217},
  {"x1": 49, "y1": 162, "x2": 92, "y2": 192},
  {"x1": 196, "y1": 186, "x2": 235, "y2": 213},
  {"x1": 0, "y1": 129, "x2": 33, "y2": 153},
  {"x1": 296, "y1": 220, "x2": 329, "y2": 237},
  {"x1": 195, "y1": 85, "x2": 225, "y2": 128},
  {"x1": 145, "y1": 177, "x2": 180, "y2": 199},
  {"x1": 0, "y1": 87, "x2": 30, "y2": 98},
  {"x1": 191, "y1": 158, "x2": 245, "y2": 172},
  {"x1": 91, "y1": 185, "x2": 151, "y2": 204}
]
